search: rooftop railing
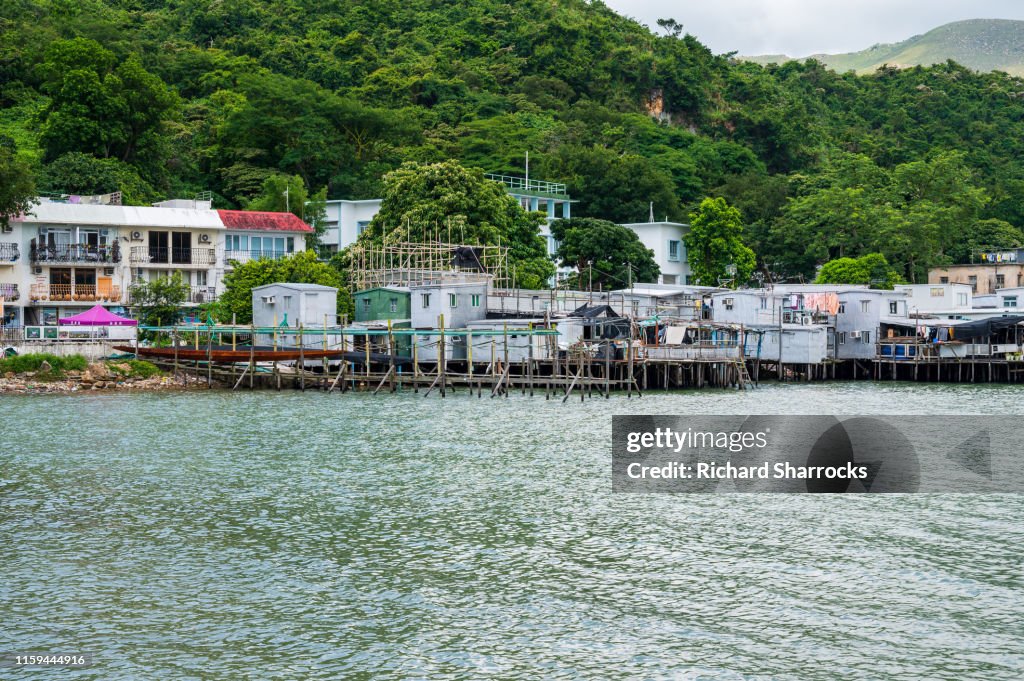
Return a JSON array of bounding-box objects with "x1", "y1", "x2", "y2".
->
[{"x1": 484, "y1": 174, "x2": 567, "y2": 196}]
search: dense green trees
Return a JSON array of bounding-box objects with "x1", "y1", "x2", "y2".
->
[
  {"x1": 362, "y1": 161, "x2": 554, "y2": 288},
  {"x1": 3, "y1": 0, "x2": 1024, "y2": 286},
  {"x1": 0, "y1": 139, "x2": 36, "y2": 230},
  {"x1": 816, "y1": 253, "x2": 902, "y2": 289},
  {"x1": 773, "y1": 152, "x2": 992, "y2": 282},
  {"x1": 550, "y1": 218, "x2": 659, "y2": 289},
  {"x1": 686, "y1": 198, "x2": 756, "y2": 287}
]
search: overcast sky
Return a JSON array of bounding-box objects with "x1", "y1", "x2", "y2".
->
[{"x1": 603, "y1": 0, "x2": 1024, "y2": 56}]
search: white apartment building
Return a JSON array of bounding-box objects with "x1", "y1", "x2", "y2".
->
[{"x1": 0, "y1": 196, "x2": 311, "y2": 328}]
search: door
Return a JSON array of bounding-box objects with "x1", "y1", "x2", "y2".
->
[
  {"x1": 172, "y1": 232, "x2": 191, "y2": 264},
  {"x1": 149, "y1": 231, "x2": 168, "y2": 263},
  {"x1": 75, "y1": 269, "x2": 96, "y2": 301},
  {"x1": 49, "y1": 268, "x2": 71, "y2": 300}
]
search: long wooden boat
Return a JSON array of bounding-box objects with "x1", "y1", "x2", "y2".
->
[{"x1": 115, "y1": 345, "x2": 417, "y2": 365}]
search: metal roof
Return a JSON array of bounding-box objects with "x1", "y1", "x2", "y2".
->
[{"x1": 16, "y1": 202, "x2": 225, "y2": 229}]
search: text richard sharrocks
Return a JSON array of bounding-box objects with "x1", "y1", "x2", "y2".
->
[{"x1": 623, "y1": 427, "x2": 869, "y2": 481}]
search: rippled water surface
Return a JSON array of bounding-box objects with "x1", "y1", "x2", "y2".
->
[{"x1": 2, "y1": 382, "x2": 1023, "y2": 679}]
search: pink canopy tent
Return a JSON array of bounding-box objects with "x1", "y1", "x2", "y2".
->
[{"x1": 59, "y1": 304, "x2": 138, "y2": 326}]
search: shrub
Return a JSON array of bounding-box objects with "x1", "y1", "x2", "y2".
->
[
  {"x1": 0, "y1": 353, "x2": 88, "y2": 376},
  {"x1": 105, "y1": 359, "x2": 161, "y2": 380}
]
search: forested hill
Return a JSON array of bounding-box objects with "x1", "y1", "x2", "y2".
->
[
  {"x1": 3, "y1": 1, "x2": 1024, "y2": 282},
  {"x1": 745, "y1": 19, "x2": 1024, "y2": 75}
]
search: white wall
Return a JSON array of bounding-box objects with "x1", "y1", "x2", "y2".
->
[
  {"x1": 321, "y1": 200, "x2": 382, "y2": 251},
  {"x1": 894, "y1": 283, "x2": 972, "y2": 314},
  {"x1": 620, "y1": 222, "x2": 690, "y2": 285}
]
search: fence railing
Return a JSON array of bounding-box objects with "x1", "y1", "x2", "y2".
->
[
  {"x1": 30, "y1": 243, "x2": 119, "y2": 264},
  {"x1": 0, "y1": 283, "x2": 20, "y2": 301},
  {"x1": 0, "y1": 243, "x2": 19, "y2": 262},
  {"x1": 225, "y1": 249, "x2": 292, "y2": 264},
  {"x1": 29, "y1": 283, "x2": 123, "y2": 302},
  {"x1": 484, "y1": 173, "x2": 567, "y2": 195},
  {"x1": 129, "y1": 246, "x2": 216, "y2": 266},
  {"x1": 186, "y1": 286, "x2": 217, "y2": 304}
]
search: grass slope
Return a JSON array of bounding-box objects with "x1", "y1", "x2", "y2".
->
[{"x1": 743, "y1": 19, "x2": 1024, "y2": 75}]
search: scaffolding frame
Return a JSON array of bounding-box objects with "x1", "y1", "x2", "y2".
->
[{"x1": 349, "y1": 240, "x2": 511, "y2": 291}]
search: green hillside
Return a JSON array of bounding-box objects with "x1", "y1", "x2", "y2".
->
[
  {"x1": 3, "y1": 3, "x2": 1024, "y2": 284},
  {"x1": 746, "y1": 19, "x2": 1024, "y2": 75}
]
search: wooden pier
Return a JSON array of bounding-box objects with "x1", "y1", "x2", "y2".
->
[{"x1": 130, "y1": 320, "x2": 756, "y2": 399}]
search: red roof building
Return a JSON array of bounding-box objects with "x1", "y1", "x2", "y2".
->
[{"x1": 217, "y1": 210, "x2": 313, "y2": 233}]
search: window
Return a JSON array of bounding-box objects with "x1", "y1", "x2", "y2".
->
[
  {"x1": 723, "y1": 298, "x2": 734, "y2": 310},
  {"x1": 930, "y1": 287, "x2": 945, "y2": 297},
  {"x1": 471, "y1": 294, "x2": 481, "y2": 307},
  {"x1": 449, "y1": 293, "x2": 457, "y2": 307},
  {"x1": 862, "y1": 331, "x2": 871, "y2": 344},
  {"x1": 421, "y1": 293, "x2": 431, "y2": 308},
  {"x1": 968, "y1": 275, "x2": 978, "y2": 292},
  {"x1": 997, "y1": 274, "x2": 1006, "y2": 287},
  {"x1": 761, "y1": 297, "x2": 768, "y2": 310},
  {"x1": 1004, "y1": 296, "x2": 1017, "y2": 308},
  {"x1": 838, "y1": 332, "x2": 846, "y2": 345},
  {"x1": 957, "y1": 293, "x2": 968, "y2": 307},
  {"x1": 860, "y1": 300, "x2": 870, "y2": 313},
  {"x1": 356, "y1": 221, "x2": 370, "y2": 236},
  {"x1": 226, "y1": 234, "x2": 248, "y2": 252},
  {"x1": 362, "y1": 298, "x2": 371, "y2": 310},
  {"x1": 389, "y1": 298, "x2": 398, "y2": 313},
  {"x1": 667, "y1": 240, "x2": 681, "y2": 262},
  {"x1": 195, "y1": 270, "x2": 208, "y2": 287},
  {"x1": 889, "y1": 301, "x2": 898, "y2": 315},
  {"x1": 838, "y1": 303, "x2": 845, "y2": 314}
]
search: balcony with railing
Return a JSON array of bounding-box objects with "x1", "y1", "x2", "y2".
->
[
  {"x1": 130, "y1": 246, "x2": 217, "y2": 267},
  {"x1": 224, "y1": 248, "x2": 292, "y2": 266},
  {"x1": 127, "y1": 284, "x2": 217, "y2": 305},
  {"x1": 30, "y1": 242, "x2": 119, "y2": 264},
  {"x1": 0, "y1": 243, "x2": 19, "y2": 264},
  {"x1": 0, "y1": 283, "x2": 20, "y2": 301},
  {"x1": 185, "y1": 286, "x2": 217, "y2": 304},
  {"x1": 484, "y1": 174, "x2": 568, "y2": 197},
  {"x1": 29, "y1": 283, "x2": 123, "y2": 303}
]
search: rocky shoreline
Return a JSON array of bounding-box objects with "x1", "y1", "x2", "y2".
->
[{"x1": 0, "y1": 361, "x2": 213, "y2": 394}]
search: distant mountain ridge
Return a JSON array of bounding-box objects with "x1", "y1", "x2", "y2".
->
[{"x1": 743, "y1": 19, "x2": 1024, "y2": 75}]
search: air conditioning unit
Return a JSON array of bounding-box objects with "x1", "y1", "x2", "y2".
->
[
  {"x1": 800, "y1": 316, "x2": 811, "y2": 325},
  {"x1": 261, "y1": 295, "x2": 275, "y2": 304},
  {"x1": 850, "y1": 331, "x2": 862, "y2": 339},
  {"x1": 198, "y1": 233, "x2": 211, "y2": 244},
  {"x1": 131, "y1": 231, "x2": 143, "y2": 241},
  {"x1": 33, "y1": 266, "x2": 42, "y2": 275},
  {"x1": 103, "y1": 267, "x2": 115, "y2": 276}
]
